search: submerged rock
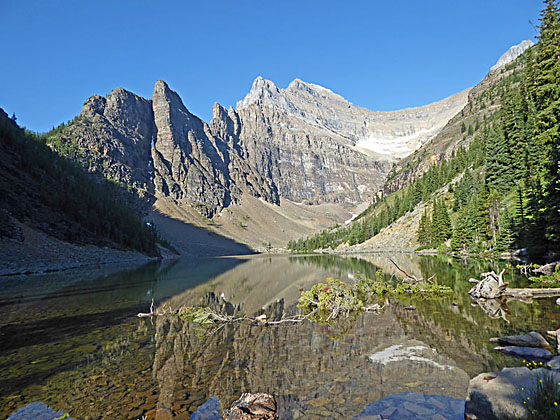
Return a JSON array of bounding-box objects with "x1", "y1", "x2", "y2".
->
[
  {"x1": 493, "y1": 346, "x2": 552, "y2": 360},
  {"x1": 223, "y1": 393, "x2": 278, "y2": 420},
  {"x1": 489, "y1": 331, "x2": 549, "y2": 348}
]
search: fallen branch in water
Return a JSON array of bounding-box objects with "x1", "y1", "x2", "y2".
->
[
  {"x1": 137, "y1": 298, "x2": 174, "y2": 318},
  {"x1": 177, "y1": 305, "x2": 320, "y2": 326},
  {"x1": 137, "y1": 299, "x2": 157, "y2": 318},
  {"x1": 389, "y1": 258, "x2": 435, "y2": 284},
  {"x1": 469, "y1": 269, "x2": 560, "y2": 300},
  {"x1": 139, "y1": 272, "x2": 450, "y2": 335}
]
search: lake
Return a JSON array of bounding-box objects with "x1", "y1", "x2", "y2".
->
[{"x1": 1, "y1": 254, "x2": 559, "y2": 419}]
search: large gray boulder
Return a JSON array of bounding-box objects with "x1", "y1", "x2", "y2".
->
[
  {"x1": 466, "y1": 367, "x2": 560, "y2": 420},
  {"x1": 490, "y1": 331, "x2": 550, "y2": 348},
  {"x1": 494, "y1": 346, "x2": 552, "y2": 360}
]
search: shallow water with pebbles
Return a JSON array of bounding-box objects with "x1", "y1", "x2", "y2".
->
[{"x1": 1, "y1": 254, "x2": 559, "y2": 419}]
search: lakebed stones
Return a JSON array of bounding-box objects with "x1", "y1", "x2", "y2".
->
[
  {"x1": 489, "y1": 331, "x2": 549, "y2": 348},
  {"x1": 223, "y1": 393, "x2": 278, "y2": 420},
  {"x1": 548, "y1": 355, "x2": 560, "y2": 370},
  {"x1": 353, "y1": 392, "x2": 465, "y2": 420}
]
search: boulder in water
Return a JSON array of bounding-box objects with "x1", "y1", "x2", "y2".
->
[
  {"x1": 494, "y1": 346, "x2": 552, "y2": 360},
  {"x1": 224, "y1": 393, "x2": 278, "y2": 420},
  {"x1": 489, "y1": 331, "x2": 549, "y2": 348},
  {"x1": 466, "y1": 367, "x2": 560, "y2": 419}
]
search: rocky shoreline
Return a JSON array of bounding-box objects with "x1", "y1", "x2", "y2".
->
[{"x1": 0, "y1": 220, "x2": 156, "y2": 277}]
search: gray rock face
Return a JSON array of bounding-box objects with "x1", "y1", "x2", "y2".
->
[
  {"x1": 490, "y1": 40, "x2": 534, "y2": 71},
  {"x1": 151, "y1": 80, "x2": 233, "y2": 214},
  {"x1": 51, "y1": 88, "x2": 156, "y2": 197},
  {"x1": 235, "y1": 77, "x2": 468, "y2": 203},
  {"x1": 51, "y1": 78, "x2": 466, "y2": 217},
  {"x1": 237, "y1": 77, "x2": 469, "y2": 160},
  {"x1": 52, "y1": 81, "x2": 279, "y2": 217}
]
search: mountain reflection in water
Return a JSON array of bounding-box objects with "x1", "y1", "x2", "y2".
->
[{"x1": 1, "y1": 254, "x2": 559, "y2": 419}]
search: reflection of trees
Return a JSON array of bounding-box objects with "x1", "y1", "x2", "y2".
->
[
  {"x1": 292, "y1": 254, "x2": 543, "y2": 375},
  {"x1": 4, "y1": 254, "x2": 558, "y2": 419}
]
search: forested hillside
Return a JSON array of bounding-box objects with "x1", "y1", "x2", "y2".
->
[
  {"x1": 289, "y1": 0, "x2": 560, "y2": 261},
  {"x1": 0, "y1": 109, "x2": 160, "y2": 256}
]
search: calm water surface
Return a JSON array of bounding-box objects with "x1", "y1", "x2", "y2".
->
[{"x1": 1, "y1": 254, "x2": 559, "y2": 419}]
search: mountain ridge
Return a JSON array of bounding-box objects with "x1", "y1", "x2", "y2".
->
[
  {"x1": 237, "y1": 75, "x2": 470, "y2": 160},
  {"x1": 42, "y1": 69, "x2": 481, "y2": 250}
]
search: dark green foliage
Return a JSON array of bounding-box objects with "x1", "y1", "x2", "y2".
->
[
  {"x1": 297, "y1": 274, "x2": 452, "y2": 330},
  {"x1": 290, "y1": 1, "x2": 560, "y2": 259},
  {"x1": 0, "y1": 110, "x2": 160, "y2": 256},
  {"x1": 416, "y1": 199, "x2": 452, "y2": 247}
]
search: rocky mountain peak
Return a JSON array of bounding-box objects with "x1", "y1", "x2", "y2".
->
[
  {"x1": 81, "y1": 95, "x2": 107, "y2": 118},
  {"x1": 210, "y1": 102, "x2": 236, "y2": 140},
  {"x1": 236, "y1": 76, "x2": 280, "y2": 109},
  {"x1": 57, "y1": 74, "x2": 469, "y2": 220},
  {"x1": 152, "y1": 79, "x2": 199, "y2": 139},
  {"x1": 235, "y1": 75, "x2": 470, "y2": 161},
  {"x1": 103, "y1": 88, "x2": 152, "y2": 127},
  {"x1": 212, "y1": 102, "x2": 228, "y2": 120},
  {"x1": 287, "y1": 78, "x2": 348, "y2": 104},
  {"x1": 153, "y1": 79, "x2": 170, "y2": 93},
  {"x1": 491, "y1": 40, "x2": 534, "y2": 71},
  {"x1": 153, "y1": 80, "x2": 177, "y2": 106}
]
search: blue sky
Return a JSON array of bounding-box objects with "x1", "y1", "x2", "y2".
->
[{"x1": 1, "y1": 0, "x2": 543, "y2": 132}]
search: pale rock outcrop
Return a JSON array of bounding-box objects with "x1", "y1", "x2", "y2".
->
[{"x1": 490, "y1": 40, "x2": 534, "y2": 71}]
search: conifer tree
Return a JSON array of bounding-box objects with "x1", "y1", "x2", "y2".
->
[{"x1": 525, "y1": 0, "x2": 560, "y2": 252}]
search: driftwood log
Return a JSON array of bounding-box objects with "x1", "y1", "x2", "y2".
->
[
  {"x1": 532, "y1": 260, "x2": 560, "y2": 276},
  {"x1": 468, "y1": 270, "x2": 508, "y2": 299},
  {"x1": 469, "y1": 270, "x2": 560, "y2": 300}
]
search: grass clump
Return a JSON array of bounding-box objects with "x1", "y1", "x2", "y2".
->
[
  {"x1": 521, "y1": 373, "x2": 560, "y2": 420},
  {"x1": 528, "y1": 265, "x2": 560, "y2": 288},
  {"x1": 297, "y1": 272, "x2": 452, "y2": 325}
]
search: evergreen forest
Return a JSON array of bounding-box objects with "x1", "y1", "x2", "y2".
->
[
  {"x1": 0, "y1": 110, "x2": 161, "y2": 256},
  {"x1": 289, "y1": 0, "x2": 560, "y2": 261}
]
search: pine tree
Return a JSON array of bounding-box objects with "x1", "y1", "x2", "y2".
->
[
  {"x1": 525, "y1": 0, "x2": 560, "y2": 252},
  {"x1": 451, "y1": 208, "x2": 470, "y2": 252},
  {"x1": 417, "y1": 209, "x2": 429, "y2": 245},
  {"x1": 496, "y1": 207, "x2": 517, "y2": 252}
]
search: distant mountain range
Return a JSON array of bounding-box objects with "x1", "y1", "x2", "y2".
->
[
  {"x1": 47, "y1": 71, "x2": 475, "y2": 219},
  {"x1": 2, "y1": 40, "x2": 533, "y2": 257}
]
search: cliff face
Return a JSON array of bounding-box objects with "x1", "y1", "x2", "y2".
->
[
  {"x1": 238, "y1": 77, "x2": 469, "y2": 159},
  {"x1": 49, "y1": 78, "x2": 466, "y2": 218},
  {"x1": 55, "y1": 88, "x2": 156, "y2": 197},
  {"x1": 234, "y1": 77, "x2": 468, "y2": 203},
  {"x1": 51, "y1": 81, "x2": 280, "y2": 217}
]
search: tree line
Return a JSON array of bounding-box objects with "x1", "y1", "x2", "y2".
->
[
  {"x1": 0, "y1": 110, "x2": 161, "y2": 256},
  {"x1": 289, "y1": 0, "x2": 560, "y2": 260}
]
